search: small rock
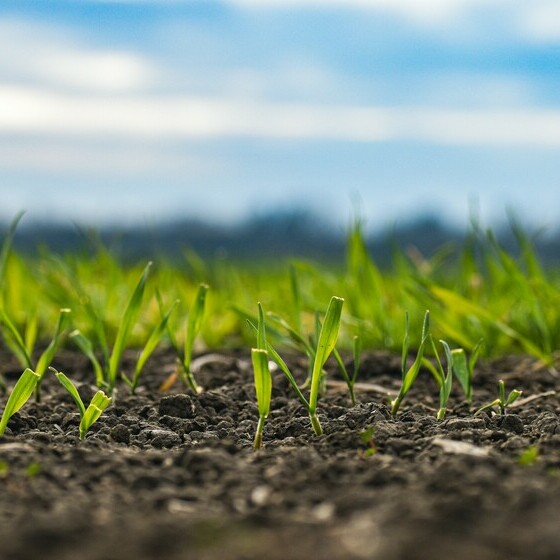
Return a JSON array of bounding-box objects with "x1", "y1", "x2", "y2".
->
[
  {"x1": 444, "y1": 418, "x2": 486, "y2": 431},
  {"x1": 110, "y1": 424, "x2": 130, "y2": 444},
  {"x1": 534, "y1": 412, "x2": 559, "y2": 435},
  {"x1": 159, "y1": 395, "x2": 196, "y2": 419},
  {"x1": 26, "y1": 431, "x2": 52, "y2": 444},
  {"x1": 147, "y1": 429, "x2": 182, "y2": 448},
  {"x1": 500, "y1": 414, "x2": 524, "y2": 434}
]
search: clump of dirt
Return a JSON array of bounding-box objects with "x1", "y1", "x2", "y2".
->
[{"x1": 0, "y1": 349, "x2": 559, "y2": 560}]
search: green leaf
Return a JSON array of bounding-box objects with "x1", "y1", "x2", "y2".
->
[
  {"x1": 266, "y1": 312, "x2": 315, "y2": 357},
  {"x1": 35, "y1": 308, "x2": 71, "y2": 379},
  {"x1": 257, "y1": 302, "x2": 267, "y2": 350},
  {"x1": 79, "y1": 390, "x2": 112, "y2": 440},
  {"x1": 108, "y1": 262, "x2": 152, "y2": 390},
  {"x1": 451, "y1": 348, "x2": 471, "y2": 400},
  {"x1": 438, "y1": 340, "x2": 454, "y2": 416},
  {"x1": 184, "y1": 283, "x2": 209, "y2": 369},
  {"x1": 0, "y1": 308, "x2": 33, "y2": 369},
  {"x1": 309, "y1": 296, "x2": 344, "y2": 414},
  {"x1": 352, "y1": 335, "x2": 362, "y2": 384},
  {"x1": 401, "y1": 312, "x2": 410, "y2": 379},
  {"x1": 251, "y1": 348, "x2": 272, "y2": 419},
  {"x1": 0, "y1": 368, "x2": 40, "y2": 435},
  {"x1": 391, "y1": 310, "x2": 430, "y2": 416},
  {"x1": 53, "y1": 369, "x2": 86, "y2": 418},
  {"x1": 69, "y1": 330, "x2": 105, "y2": 388},
  {"x1": 247, "y1": 319, "x2": 310, "y2": 409},
  {"x1": 505, "y1": 388, "x2": 523, "y2": 407},
  {"x1": 130, "y1": 300, "x2": 178, "y2": 392}
]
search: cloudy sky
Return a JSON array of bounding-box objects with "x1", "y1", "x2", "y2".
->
[{"x1": 1, "y1": 0, "x2": 559, "y2": 231}]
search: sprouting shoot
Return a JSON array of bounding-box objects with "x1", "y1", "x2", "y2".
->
[{"x1": 53, "y1": 368, "x2": 112, "y2": 440}]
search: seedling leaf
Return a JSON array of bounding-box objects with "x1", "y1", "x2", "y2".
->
[
  {"x1": 0, "y1": 368, "x2": 40, "y2": 435},
  {"x1": 53, "y1": 369, "x2": 86, "y2": 417},
  {"x1": 108, "y1": 262, "x2": 152, "y2": 391},
  {"x1": 79, "y1": 390, "x2": 112, "y2": 440}
]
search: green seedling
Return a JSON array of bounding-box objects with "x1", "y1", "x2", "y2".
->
[
  {"x1": 122, "y1": 299, "x2": 178, "y2": 394},
  {"x1": 70, "y1": 262, "x2": 152, "y2": 393},
  {"x1": 332, "y1": 335, "x2": 362, "y2": 406},
  {"x1": 248, "y1": 305, "x2": 310, "y2": 410},
  {"x1": 166, "y1": 283, "x2": 209, "y2": 394},
  {"x1": 0, "y1": 307, "x2": 71, "y2": 400},
  {"x1": 251, "y1": 348, "x2": 271, "y2": 450},
  {"x1": 53, "y1": 369, "x2": 112, "y2": 440},
  {"x1": 0, "y1": 368, "x2": 40, "y2": 435},
  {"x1": 475, "y1": 379, "x2": 522, "y2": 416},
  {"x1": 307, "y1": 296, "x2": 344, "y2": 436},
  {"x1": 428, "y1": 338, "x2": 454, "y2": 420},
  {"x1": 518, "y1": 445, "x2": 539, "y2": 467},
  {"x1": 390, "y1": 310, "x2": 431, "y2": 416},
  {"x1": 359, "y1": 427, "x2": 377, "y2": 457},
  {"x1": 251, "y1": 302, "x2": 274, "y2": 449},
  {"x1": 249, "y1": 297, "x2": 343, "y2": 436},
  {"x1": 107, "y1": 262, "x2": 152, "y2": 391},
  {"x1": 450, "y1": 339, "x2": 484, "y2": 404}
]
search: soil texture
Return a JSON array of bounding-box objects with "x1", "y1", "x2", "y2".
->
[{"x1": 1, "y1": 349, "x2": 560, "y2": 560}]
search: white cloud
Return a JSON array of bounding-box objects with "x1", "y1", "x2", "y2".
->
[
  {"x1": 518, "y1": 1, "x2": 560, "y2": 42},
  {"x1": 0, "y1": 18, "x2": 155, "y2": 92},
  {"x1": 1, "y1": 85, "x2": 560, "y2": 147}
]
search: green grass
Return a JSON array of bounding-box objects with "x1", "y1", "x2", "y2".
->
[{"x1": 0, "y1": 216, "x2": 559, "y2": 438}]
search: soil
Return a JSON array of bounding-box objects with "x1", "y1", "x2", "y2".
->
[{"x1": 1, "y1": 348, "x2": 560, "y2": 560}]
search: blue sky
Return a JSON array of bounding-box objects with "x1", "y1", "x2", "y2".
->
[{"x1": 1, "y1": 0, "x2": 559, "y2": 232}]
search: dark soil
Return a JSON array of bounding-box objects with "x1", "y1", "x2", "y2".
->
[{"x1": 1, "y1": 349, "x2": 560, "y2": 560}]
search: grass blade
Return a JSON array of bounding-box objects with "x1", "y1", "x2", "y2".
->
[
  {"x1": 308, "y1": 296, "x2": 344, "y2": 435},
  {"x1": 437, "y1": 340, "x2": 454, "y2": 420},
  {"x1": 0, "y1": 308, "x2": 33, "y2": 369},
  {"x1": 69, "y1": 330, "x2": 105, "y2": 388},
  {"x1": 79, "y1": 390, "x2": 112, "y2": 440},
  {"x1": 391, "y1": 310, "x2": 430, "y2": 415},
  {"x1": 35, "y1": 308, "x2": 71, "y2": 379},
  {"x1": 128, "y1": 300, "x2": 178, "y2": 393},
  {"x1": 0, "y1": 368, "x2": 40, "y2": 435},
  {"x1": 107, "y1": 261, "x2": 152, "y2": 391},
  {"x1": 53, "y1": 369, "x2": 86, "y2": 417}
]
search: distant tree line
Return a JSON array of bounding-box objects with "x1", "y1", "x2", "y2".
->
[{"x1": 3, "y1": 210, "x2": 560, "y2": 268}]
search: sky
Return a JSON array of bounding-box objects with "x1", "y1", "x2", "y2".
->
[{"x1": 0, "y1": 0, "x2": 559, "y2": 232}]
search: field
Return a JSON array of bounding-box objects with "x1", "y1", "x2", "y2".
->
[{"x1": 1, "y1": 214, "x2": 560, "y2": 559}]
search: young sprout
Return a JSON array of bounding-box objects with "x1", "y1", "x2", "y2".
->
[
  {"x1": 332, "y1": 334, "x2": 362, "y2": 406},
  {"x1": 308, "y1": 296, "x2": 344, "y2": 436},
  {"x1": 249, "y1": 297, "x2": 343, "y2": 437},
  {"x1": 475, "y1": 379, "x2": 522, "y2": 416},
  {"x1": 107, "y1": 262, "x2": 152, "y2": 391},
  {"x1": 251, "y1": 348, "x2": 271, "y2": 450},
  {"x1": 248, "y1": 304, "x2": 310, "y2": 410},
  {"x1": 390, "y1": 310, "x2": 431, "y2": 416},
  {"x1": 70, "y1": 262, "x2": 152, "y2": 393},
  {"x1": 450, "y1": 339, "x2": 484, "y2": 404},
  {"x1": 429, "y1": 338, "x2": 454, "y2": 420},
  {"x1": 0, "y1": 368, "x2": 40, "y2": 435},
  {"x1": 122, "y1": 299, "x2": 178, "y2": 394},
  {"x1": 0, "y1": 307, "x2": 71, "y2": 401},
  {"x1": 53, "y1": 369, "x2": 112, "y2": 440},
  {"x1": 166, "y1": 283, "x2": 209, "y2": 394}
]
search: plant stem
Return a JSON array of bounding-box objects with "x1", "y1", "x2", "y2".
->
[
  {"x1": 309, "y1": 412, "x2": 323, "y2": 436},
  {"x1": 253, "y1": 416, "x2": 265, "y2": 450}
]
